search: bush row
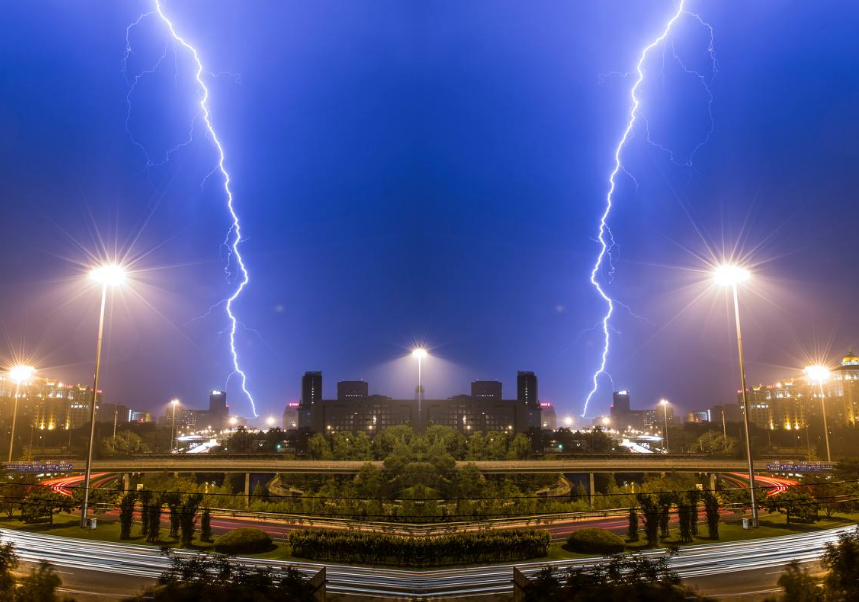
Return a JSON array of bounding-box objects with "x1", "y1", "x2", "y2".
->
[{"x1": 288, "y1": 527, "x2": 550, "y2": 566}]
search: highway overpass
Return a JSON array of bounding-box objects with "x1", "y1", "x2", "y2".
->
[{"x1": 17, "y1": 456, "x2": 813, "y2": 475}]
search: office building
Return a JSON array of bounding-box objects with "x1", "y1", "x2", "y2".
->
[
  {"x1": 299, "y1": 371, "x2": 540, "y2": 436},
  {"x1": 337, "y1": 380, "x2": 369, "y2": 401},
  {"x1": 540, "y1": 402, "x2": 557, "y2": 430},
  {"x1": 472, "y1": 380, "x2": 502, "y2": 400},
  {"x1": 517, "y1": 372, "x2": 538, "y2": 407},
  {"x1": 283, "y1": 401, "x2": 299, "y2": 430}
]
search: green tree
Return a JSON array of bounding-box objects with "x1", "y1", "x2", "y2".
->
[
  {"x1": 702, "y1": 491, "x2": 720, "y2": 539},
  {"x1": 119, "y1": 492, "x2": 136, "y2": 540},
  {"x1": 694, "y1": 431, "x2": 736, "y2": 456},
  {"x1": 200, "y1": 507, "x2": 213, "y2": 543},
  {"x1": 0, "y1": 537, "x2": 17, "y2": 598},
  {"x1": 507, "y1": 433, "x2": 531, "y2": 459},
  {"x1": 179, "y1": 493, "x2": 204, "y2": 548},
  {"x1": 775, "y1": 560, "x2": 823, "y2": 602},
  {"x1": 100, "y1": 430, "x2": 149, "y2": 456},
  {"x1": 307, "y1": 433, "x2": 331, "y2": 460},
  {"x1": 20, "y1": 489, "x2": 70, "y2": 525},
  {"x1": 636, "y1": 494, "x2": 660, "y2": 547},
  {"x1": 627, "y1": 507, "x2": 639, "y2": 542},
  {"x1": 12, "y1": 561, "x2": 65, "y2": 602},
  {"x1": 821, "y1": 525, "x2": 859, "y2": 601},
  {"x1": 766, "y1": 489, "x2": 818, "y2": 525}
]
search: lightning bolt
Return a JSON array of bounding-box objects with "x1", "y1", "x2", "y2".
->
[
  {"x1": 124, "y1": 1, "x2": 258, "y2": 417},
  {"x1": 582, "y1": 0, "x2": 707, "y2": 418}
]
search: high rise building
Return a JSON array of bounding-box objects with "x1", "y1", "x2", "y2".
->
[
  {"x1": 471, "y1": 380, "x2": 502, "y2": 400},
  {"x1": 612, "y1": 391, "x2": 631, "y2": 414},
  {"x1": 540, "y1": 402, "x2": 557, "y2": 430},
  {"x1": 299, "y1": 371, "x2": 324, "y2": 431},
  {"x1": 337, "y1": 380, "x2": 369, "y2": 401},
  {"x1": 517, "y1": 372, "x2": 538, "y2": 407},
  {"x1": 283, "y1": 401, "x2": 299, "y2": 430}
]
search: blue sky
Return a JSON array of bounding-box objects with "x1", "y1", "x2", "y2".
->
[{"x1": 1, "y1": 0, "x2": 858, "y2": 421}]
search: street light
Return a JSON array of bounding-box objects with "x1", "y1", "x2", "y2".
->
[
  {"x1": 266, "y1": 416, "x2": 276, "y2": 429},
  {"x1": 563, "y1": 416, "x2": 574, "y2": 428},
  {"x1": 714, "y1": 262, "x2": 758, "y2": 527},
  {"x1": 804, "y1": 365, "x2": 832, "y2": 462},
  {"x1": 411, "y1": 348, "x2": 427, "y2": 430},
  {"x1": 81, "y1": 262, "x2": 126, "y2": 528},
  {"x1": 170, "y1": 399, "x2": 180, "y2": 453},
  {"x1": 659, "y1": 399, "x2": 670, "y2": 452},
  {"x1": 7, "y1": 364, "x2": 36, "y2": 462}
]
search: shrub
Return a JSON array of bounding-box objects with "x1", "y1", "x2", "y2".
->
[
  {"x1": 566, "y1": 528, "x2": 625, "y2": 555},
  {"x1": 214, "y1": 528, "x2": 273, "y2": 554},
  {"x1": 289, "y1": 528, "x2": 549, "y2": 567}
]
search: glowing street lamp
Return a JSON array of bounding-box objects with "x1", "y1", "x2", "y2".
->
[
  {"x1": 804, "y1": 365, "x2": 832, "y2": 462},
  {"x1": 714, "y1": 262, "x2": 758, "y2": 527},
  {"x1": 81, "y1": 263, "x2": 126, "y2": 528},
  {"x1": 563, "y1": 416, "x2": 574, "y2": 428},
  {"x1": 659, "y1": 399, "x2": 670, "y2": 452},
  {"x1": 266, "y1": 416, "x2": 276, "y2": 429},
  {"x1": 6, "y1": 364, "x2": 36, "y2": 463},
  {"x1": 411, "y1": 348, "x2": 428, "y2": 429},
  {"x1": 170, "y1": 399, "x2": 180, "y2": 453}
]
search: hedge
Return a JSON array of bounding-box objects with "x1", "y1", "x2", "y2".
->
[
  {"x1": 214, "y1": 528, "x2": 273, "y2": 554},
  {"x1": 288, "y1": 528, "x2": 550, "y2": 566},
  {"x1": 566, "y1": 528, "x2": 625, "y2": 554}
]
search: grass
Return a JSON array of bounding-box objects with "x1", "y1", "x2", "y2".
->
[
  {"x1": 544, "y1": 511, "x2": 859, "y2": 561},
  {"x1": 2, "y1": 511, "x2": 858, "y2": 567}
]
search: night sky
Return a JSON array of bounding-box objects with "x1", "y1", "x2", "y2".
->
[{"x1": 1, "y1": 1, "x2": 858, "y2": 423}]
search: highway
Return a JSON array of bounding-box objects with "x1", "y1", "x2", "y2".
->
[
  {"x1": 0, "y1": 523, "x2": 851, "y2": 599},
  {"x1": 69, "y1": 456, "x2": 798, "y2": 474}
]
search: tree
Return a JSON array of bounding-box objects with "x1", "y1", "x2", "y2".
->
[
  {"x1": 627, "y1": 507, "x2": 639, "y2": 542},
  {"x1": 146, "y1": 495, "x2": 162, "y2": 544},
  {"x1": 139, "y1": 489, "x2": 152, "y2": 537},
  {"x1": 0, "y1": 537, "x2": 17, "y2": 598},
  {"x1": 776, "y1": 560, "x2": 823, "y2": 602},
  {"x1": 636, "y1": 494, "x2": 660, "y2": 548},
  {"x1": 821, "y1": 525, "x2": 859, "y2": 601},
  {"x1": 524, "y1": 552, "x2": 713, "y2": 601},
  {"x1": 100, "y1": 430, "x2": 149, "y2": 456},
  {"x1": 11, "y1": 561, "x2": 65, "y2": 602},
  {"x1": 703, "y1": 492, "x2": 720, "y2": 540},
  {"x1": 507, "y1": 433, "x2": 531, "y2": 460},
  {"x1": 0, "y1": 476, "x2": 36, "y2": 518},
  {"x1": 677, "y1": 493, "x2": 693, "y2": 544},
  {"x1": 119, "y1": 492, "x2": 136, "y2": 540},
  {"x1": 20, "y1": 489, "x2": 70, "y2": 525},
  {"x1": 200, "y1": 507, "x2": 213, "y2": 543},
  {"x1": 766, "y1": 489, "x2": 818, "y2": 525},
  {"x1": 307, "y1": 433, "x2": 331, "y2": 460},
  {"x1": 694, "y1": 431, "x2": 736, "y2": 456},
  {"x1": 179, "y1": 493, "x2": 204, "y2": 548}
]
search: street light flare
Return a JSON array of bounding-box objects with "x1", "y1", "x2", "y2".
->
[
  {"x1": 804, "y1": 364, "x2": 831, "y2": 385},
  {"x1": 8, "y1": 364, "x2": 36, "y2": 384},
  {"x1": 411, "y1": 348, "x2": 428, "y2": 360},
  {"x1": 89, "y1": 263, "x2": 127, "y2": 287},
  {"x1": 713, "y1": 263, "x2": 751, "y2": 287}
]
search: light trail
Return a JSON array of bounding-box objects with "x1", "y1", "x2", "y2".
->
[
  {"x1": 583, "y1": 0, "x2": 713, "y2": 417},
  {"x1": 1, "y1": 524, "x2": 852, "y2": 598},
  {"x1": 125, "y1": 2, "x2": 258, "y2": 417}
]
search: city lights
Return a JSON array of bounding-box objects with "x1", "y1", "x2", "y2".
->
[{"x1": 805, "y1": 364, "x2": 833, "y2": 461}]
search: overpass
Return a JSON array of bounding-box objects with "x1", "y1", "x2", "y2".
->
[{"x1": 35, "y1": 456, "x2": 814, "y2": 475}]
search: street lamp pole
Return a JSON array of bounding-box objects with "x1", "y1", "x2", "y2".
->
[
  {"x1": 714, "y1": 264, "x2": 758, "y2": 528},
  {"x1": 819, "y1": 381, "x2": 831, "y2": 462},
  {"x1": 81, "y1": 263, "x2": 125, "y2": 528},
  {"x1": 412, "y1": 348, "x2": 427, "y2": 430},
  {"x1": 660, "y1": 399, "x2": 669, "y2": 452},
  {"x1": 804, "y1": 365, "x2": 832, "y2": 463},
  {"x1": 170, "y1": 399, "x2": 180, "y2": 453},
  {"x1": 730, "y1": 281, "x2": 759, "y2": 528}
]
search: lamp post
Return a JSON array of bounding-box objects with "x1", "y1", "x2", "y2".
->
[
  {"x1": 804, "y1": 365, "x2": 832, "y2": 462},
  {"x1": 714, "y1": 263, "x2": 758, "y2": 528},
  {"x1": 7, "y1": 364, "x2": 36, "y2": 462},
  {"x1": 659, "y1": 399, "x2": 670, "y2": 452},
  {"x1": 411, "y1": 348, "x2": 427, "y2": 430},
  {"x1": 170, "y1": 399, "x2": 180, "y2": 453},
  {"x1": 81, "y1": 263, "x2": 125, "y2": 528},
  {"x1": 266, "y1": 416, "x2": 276, "y2": 430}
]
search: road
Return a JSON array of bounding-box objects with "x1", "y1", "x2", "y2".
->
[
  {"x1": 60, "y1": 457, "x2": 803, "y2": 474},
  {"x1": 0, "y1": 523, "x2": 851, "y2": 600}
]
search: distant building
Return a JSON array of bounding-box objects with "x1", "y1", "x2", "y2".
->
[
  {"x1": 283, "y1": 401, "x2": 299, "y2": 430},
  {"x1": 540, "y1": 402, "x2": 557, "y2": 430},
  {"x1": 337, "y1": 380, "x2": 369, "y2": 401},
  {"x1": 130, "y1": 410, "x2": 152, "y2": 423},
  {"x1": 472, "y1": 380, "x2": 502, "y2": 400},
  {"x1": 517, "y1": 372, "x2": 538, "y2": 407},
  {"x1": 299, "y1": 371, "x2": 540, "y2": 436},
  {"x1": 685, "y1": 410, "x2": 710, "y2": 423}
]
